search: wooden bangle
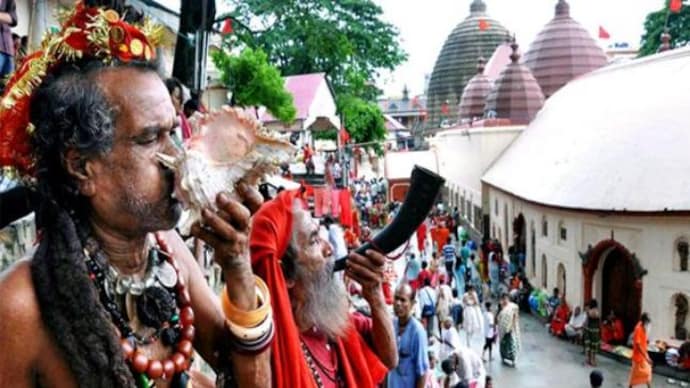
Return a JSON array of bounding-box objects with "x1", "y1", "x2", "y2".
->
[{"x1": 221, "y1": 275, "x2": 271, "y2": 327}]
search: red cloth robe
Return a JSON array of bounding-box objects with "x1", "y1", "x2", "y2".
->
[
  {"x1": 550, "y1": 304, "x2": 570, "y2": 336},
  {"x1": 601, "y1": 318, "x2": 625, "y2": 344},
  {"x1": 416, "y1": 223, "x2": 427, "y2": 252}
]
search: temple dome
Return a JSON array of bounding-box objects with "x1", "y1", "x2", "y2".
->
[
  {"x1": 426, "y1": 0, "x2": 509, "y2": 127},
  {"x1": 458, "y1": 57, "x2": 492, "y2": 121},
  {"x1": 522, "y1": 0, "x2": 608, "y2": 99},
  {"x1": 484, "y1": 40, "x2": 544, "y2": 125},
  {"x1": 482, "y1": 48, "x2": 690, "y2": 212}
]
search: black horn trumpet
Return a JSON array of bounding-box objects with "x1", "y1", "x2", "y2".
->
[{"x1": 333, "y1": 165, "x2": 445, "y2": 272}]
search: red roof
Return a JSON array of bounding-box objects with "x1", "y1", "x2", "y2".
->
[{"x1": 261, "y1": 73, "x2": 328, "y2": 122}]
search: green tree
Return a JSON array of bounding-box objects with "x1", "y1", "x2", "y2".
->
[
  {"x1": 339, "y1": 95, "x2": 386, "y2": 154},
  {"x1": 211, "y1": 47, "x2": 297, "y2": 123},
  {"x1": 639, "y1": 0, "x2": 690, "y2": 57},
  {"x1": 226, "y1": 0, "x2": 406, "y2": 146}
]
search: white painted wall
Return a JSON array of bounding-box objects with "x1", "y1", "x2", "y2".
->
[
  {"x1": 429, "y1": 125, "x2": 523, "y2": 211},
  {"x1": 487, "y1": 185, "x2": 690, "y2": 339}
]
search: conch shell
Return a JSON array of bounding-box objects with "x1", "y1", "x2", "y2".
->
[{"x1": 156, "y1": 106, "x2": 296, "y2": 230}]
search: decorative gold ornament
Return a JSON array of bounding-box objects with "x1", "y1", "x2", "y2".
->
[{"x1": 130, "y1": 38, "x2": 143, "y2": 56}]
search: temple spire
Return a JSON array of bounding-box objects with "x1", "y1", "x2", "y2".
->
[
  {"x1": 555, "y1": 0, "x2": 570, "y2": 17},
  {"x1": 659, "y1": 28, "x2": 672, "y2": 53},
  {"x1": 470, "y1": 0, "x2": 487, "y2": 14},
  {"x1": 510, "y1": 35, "x2": 520, "y2": 63}
]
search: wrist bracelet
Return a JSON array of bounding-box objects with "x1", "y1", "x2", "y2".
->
[
  {"x1": 228, "y1": 319, "x2": 275, "y2": 355},
  {"x1": 221, "y1": 275, "x2": 271, "y2": 327},
  {"x1": 226, "y1": 311, "x2": 273, "y2": 341}
]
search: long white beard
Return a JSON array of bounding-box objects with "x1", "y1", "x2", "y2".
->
[{"x1": 295, "y1": 260, "x2": 351, "y2": 340}]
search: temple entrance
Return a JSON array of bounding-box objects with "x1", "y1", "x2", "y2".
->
[
  {"x1": 511, "y1": 214, "x2": 526, "y2": 272},
  {"x1": 584, "y1": 240, "x2": 643, "y2": 341},
  {"x1": 557, "y1": 263, "x2": 566, "y2": 297},
  {"x1": 601, "y1": 247, "x2": 640, "y2": 337}
]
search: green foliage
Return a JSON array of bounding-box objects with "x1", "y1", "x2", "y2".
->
[
  {"x1": 312, "y1": 128, "x2": 338, "y2": 141},
  {"x1": 337, "y1": 95, "x2": 386, "y2": 153},
  {"x1": 228, "y1": 0, "x2": 407, "y2": 99},
  {"x1": 226, "y1": 0, "x2": 404, "y2": 149},
  {"x1": 211, "y1": 47, "x2": 297, "y2": 123},
  {"x1": 639, "y1": 0, "x2": 690, "y2": 57}
]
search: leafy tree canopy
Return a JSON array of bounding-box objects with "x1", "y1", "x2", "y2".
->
[
  {"x1": 227, "y1": 0, "x2": 407, "y2": 100},
  {"x1": 639, "y1": 0, "x2": 690, "y2": 57},
  {"x1": 211, "y1": 47, "x2": 297, "y2": 123},
  {"x1": 224, "y1": 0, "x2": 406, "y2": 149}
]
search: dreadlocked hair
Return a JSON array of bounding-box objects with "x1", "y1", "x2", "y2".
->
[{"x1": 29, "y1": 55, "x2": 159, "y2": 387}]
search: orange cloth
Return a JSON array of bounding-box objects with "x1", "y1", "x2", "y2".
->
[
  {"x1": 434, "y1": 227, "x2": 449, "y2": 254},
  {"x1": 250, "y1": 190, "x2": 388, "y2": 388},
  {"x1": 629, "y1": 359, "x2": 652, "y2": 386},
  {"x1": 631, "y1": 322, "x2": 648, "y2": 363}
]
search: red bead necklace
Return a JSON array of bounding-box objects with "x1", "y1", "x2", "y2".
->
[{"x1": 117, "y1": 233, "x2": 196, "y2": 381}]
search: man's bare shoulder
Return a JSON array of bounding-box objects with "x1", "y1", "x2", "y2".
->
[
  {"x1": 0, "y1": 259, "x2": 44, "y2": 384},
  {"x1": 0, "y1": 259, "x2": 42, "y2": 333}
]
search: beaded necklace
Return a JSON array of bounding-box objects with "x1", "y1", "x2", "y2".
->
[
  {"x1": 84, "y1": 234, "x2": 195, "y2": 387},
  {"x1": 300, "y1": 340, "x2": 325, "y2": 388}
]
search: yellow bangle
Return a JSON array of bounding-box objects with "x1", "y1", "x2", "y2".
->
[{"x1": 221, "y1": 275, "x2": 271, "y2": 327}]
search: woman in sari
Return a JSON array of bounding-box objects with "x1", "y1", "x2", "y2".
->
[
  {"x1": 497, "y1": 293, "x2": 521, "y2": 366},
  {"x1": 462, "y1": 285, "x2": 484, "y2": 348}
]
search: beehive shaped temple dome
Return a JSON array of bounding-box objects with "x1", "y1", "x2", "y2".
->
[
  {"x1": 522, "y1": 0, "x2": 607, "y2": 99},
  {"x1": 426, "y1": 0, "x2": 509, "y2": 127},
  {"x1": 458, "y1": 57, "x2": 492, "y2": 121},
  {"x1": 484, "y1": 40, "x2": 545, "y2": 125}
]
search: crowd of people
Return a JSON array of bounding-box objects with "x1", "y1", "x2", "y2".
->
[{"x1": 385, "y1": 213, "x2": 523, "y2": 388}]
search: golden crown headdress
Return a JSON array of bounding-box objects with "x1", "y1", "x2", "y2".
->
[{"x1": 0, "y1": 1, "x2": 163, "y2": 178}]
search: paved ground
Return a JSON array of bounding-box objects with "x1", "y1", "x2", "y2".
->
[
  {"x1": 389, "y1": 243, "x2": 681, "y2": 388},
  {"x1": 474, "y1": 314, "x2": 679, "y2": 388}
]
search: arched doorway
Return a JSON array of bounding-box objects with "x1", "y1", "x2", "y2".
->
[
  {"x1": 583, "y1": 239, "x2": 644, "y2": 339},
  {"x1": 557, "y1": 263, "x2": 566, "y2": 297},
  {"x1": 673, "y1": 293, "x2": 689, "y2": 340},
  {"x1": 512, "y1": 213, "x2": 526, "y2": 272},
  {"x1": 503, "y1": 204, "x2": 509, "y2": 249},
  {"x1": 530, "y1": 221, "x2": 536, "y2": 277}
]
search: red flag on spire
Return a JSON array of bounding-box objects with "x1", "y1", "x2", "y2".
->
[
  {"x1": 221, "y1": 19, "x2": 233, "y2": 35},
  {"x1": 441, "y1": 102, "x2": 450, "y2": 115},
  {"x1": 670, "y1": 0, "x2": 683, "y2": 13},
  {"x1": 598, "y1": 26, "x2": 610, "y2": 39},
  {"x1": 478, "y1": 18, "x2": 490, "y2": 31}
]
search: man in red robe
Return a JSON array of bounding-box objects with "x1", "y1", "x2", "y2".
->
[
  {"x1": 251, "y1": 190, "x2": 398, "y2": 387},
  {"x1": 550, "y1": 301, "x2": 571, "y2": 337},
  {"x1": 601, "y1": 310, "x2": 625, "y2": 345}
]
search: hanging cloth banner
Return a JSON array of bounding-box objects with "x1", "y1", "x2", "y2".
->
[{"x1": 339, "y1": 188, "x2": 353, "y2": 227}]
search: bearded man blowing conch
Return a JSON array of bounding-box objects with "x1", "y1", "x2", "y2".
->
[{"x1": 251, "y1": 190, "x2": 398, "y2": 387}]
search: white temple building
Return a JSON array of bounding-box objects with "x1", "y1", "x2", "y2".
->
[{"x1": 482, "y1": 47, "x2": 690, "y2": 341}]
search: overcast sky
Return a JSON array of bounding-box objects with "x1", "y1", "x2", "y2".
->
[
  {"x1": 160, "y1": 0, "x2": 663, "y2": 98},
  {"x1": 374, "y1": 0, "x2": 661, "y2": 97}
]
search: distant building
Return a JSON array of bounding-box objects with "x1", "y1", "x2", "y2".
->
[
  {"x1": 260, "y1": 72, "x2": 340, "y2": 148},
  {"x1": 483, "y1": 48, "x2": 690, "y2": 340},
  {"x1": 377, "y1": 85, "x2": 427, "y2": 132}
]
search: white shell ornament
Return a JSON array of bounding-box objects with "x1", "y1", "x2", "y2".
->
[{"x1": 156, "y1": 106, "x2": 296, "y2": 231}]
